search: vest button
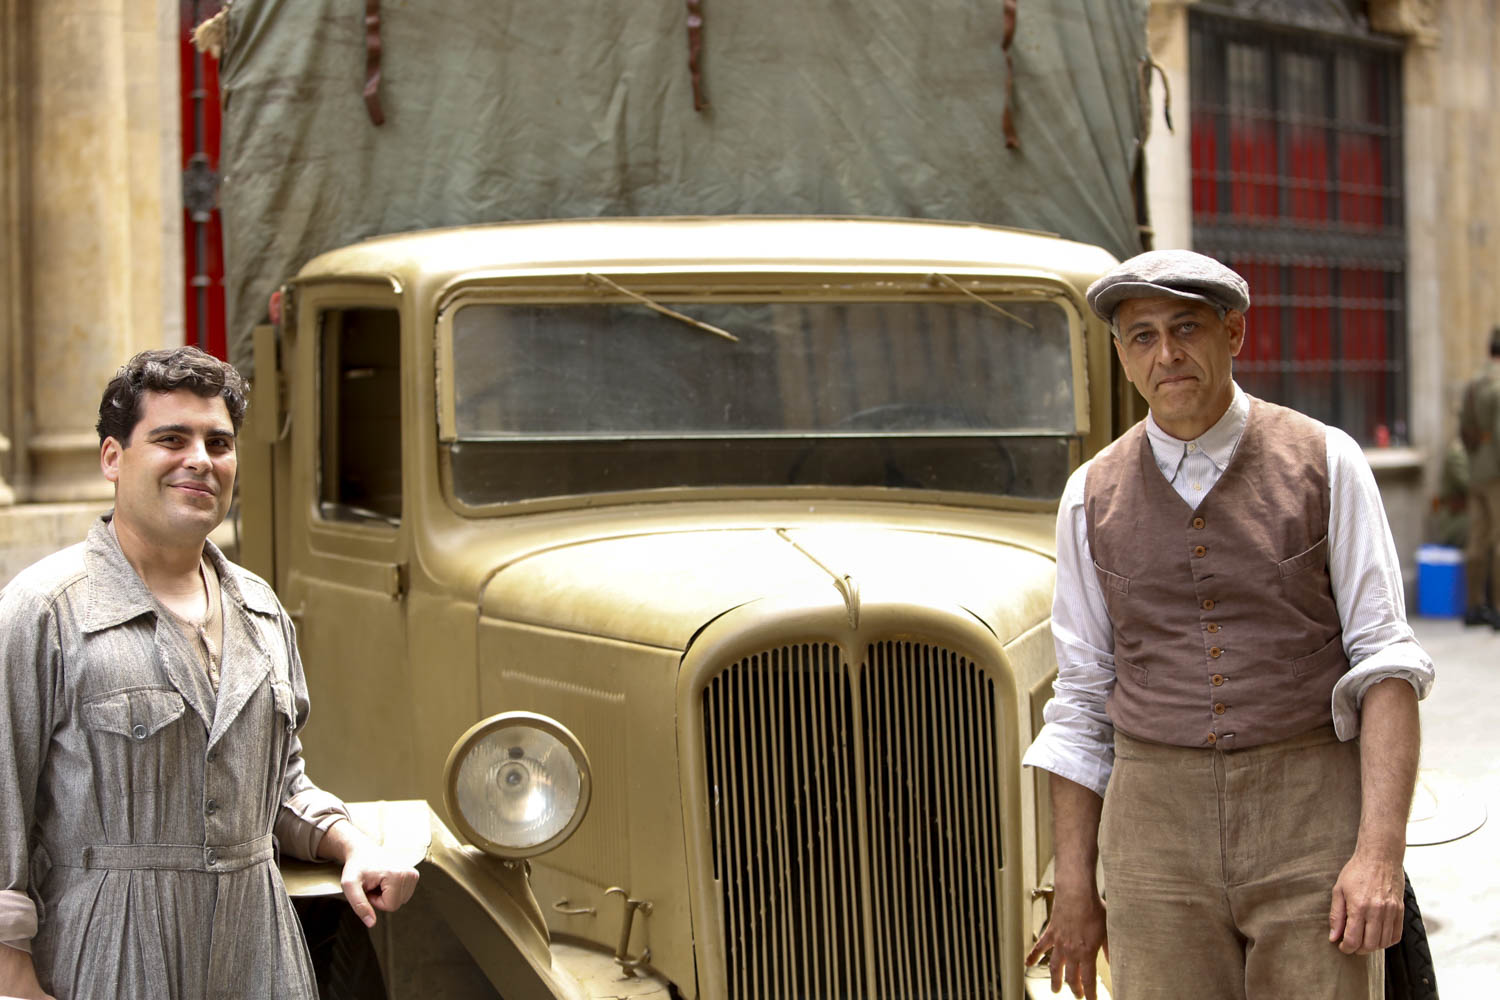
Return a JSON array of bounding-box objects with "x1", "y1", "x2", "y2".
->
[
  {"x1": 1213, "y1": 702, "x2": 1227, "y2": 715},
  {"x1": 1212, "y1": 673, "x2": 1225, "y2": 686},
  {"x1": 1192, "y1": 517, "x2": 1206, "y2": 530},
  {"x1": 1202, "y1": 599, "x2": 1216, "y2": 611},
  {"x1": 1193, "y1": 545, "x2": 1207, "y2": 557},
  {"x1": 1206, "y1": 623, "x2": 1220, "y2": 633},
  {"x1": 1209, "y1": 646, "x2": 1223, "y2": 658},
  {"x1": 1206, "y1": 733, "x2": 1218, "y2": 745}
]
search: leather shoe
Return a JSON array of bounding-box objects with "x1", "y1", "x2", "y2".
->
[{"x1": 1463, "y1": 604, "x2": 1500, "y2": 628}]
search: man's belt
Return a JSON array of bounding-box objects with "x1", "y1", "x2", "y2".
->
[{"x1": 59, "y1": 834, "x2": 275, "y2": 873}]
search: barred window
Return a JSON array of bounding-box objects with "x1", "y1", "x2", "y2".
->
[{"x1": 1190, "y1": 12, "x2": 1406, "y2": 445}]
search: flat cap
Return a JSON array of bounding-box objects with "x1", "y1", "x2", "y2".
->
[{"x1": 1086, "y1": 249, "x2": 1250, "y2": 323}]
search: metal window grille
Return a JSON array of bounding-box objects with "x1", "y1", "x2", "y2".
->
[{"x1": 1189, "y1": 11, "x2": 1407, "y2": 445}]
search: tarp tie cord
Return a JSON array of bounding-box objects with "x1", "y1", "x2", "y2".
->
[
  {"x1": 364, "y1": 0, "x2": 386, "y2": 126},
  {"x1": 687, "y1": 1, "x2": 707, "y2": 111},
  {"x1": 1139, "y1": 55, "x2": 1173, "y2": 137},
  {"x1": 1002, "y1": 0, "x2": 1020, "y2": 148}
]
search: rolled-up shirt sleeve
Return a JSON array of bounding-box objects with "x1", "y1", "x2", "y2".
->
[
  {"x1": 0, "y1": 891, "x2": 37, "y2": 952},
  {"x1": 1325, "y1": 428, "x2": 1435, "y2": 738},
  {"x1": 1022, "y1": 464, "x2": 1118, "y2": 798}
]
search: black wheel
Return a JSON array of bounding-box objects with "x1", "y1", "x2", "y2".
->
[
  {"x1": 1384, "y1": 871, "x2": 1439, "y2": 1000},
  {"x1": 295, "y1": 896, "x2": 388, "y2": 1000}
]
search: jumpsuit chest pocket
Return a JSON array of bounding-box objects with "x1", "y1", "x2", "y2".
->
[
  {"x1": 78, "y1": 688, "x2": 197, "y2": 835},
  {"x1": 81, "y1": 688, "x2": 187, "y2": 742}
]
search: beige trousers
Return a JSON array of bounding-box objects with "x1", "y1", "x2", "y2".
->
[{"x1": 1099, "y1": 726, "x2": 1381, "y2": 1000}]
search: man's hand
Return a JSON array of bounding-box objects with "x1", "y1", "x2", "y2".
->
[
  {"x1": 1028, "y1": 775, "x2": 1109, "y2": 999},
  {"x1": 0, "y1": 942, "x2": 54, "y2": 1000},
  {"x1": 1329, "y1": 848, "x2": 1403, "y2": 954},
  {"x1": 1026, "y1": 888, "x2": 1108, "y2": 1000},
  {"x1": 318, "y1": 819, "x2": 420, "y2": 928}
]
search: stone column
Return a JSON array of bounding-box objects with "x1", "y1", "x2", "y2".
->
[
  {"x1": 0, "y1": 0, "x2": 25, "y2": 506},
  {"x1": 21, "y1": 0, "x2": 181, "y2": 502}
]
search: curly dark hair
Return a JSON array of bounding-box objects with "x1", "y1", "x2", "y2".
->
[{"x1": 96, "y1": 347, "x2": 249, "y2": 445}]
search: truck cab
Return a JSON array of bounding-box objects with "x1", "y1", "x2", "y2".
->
[{"x1": 237, "y1": 215, "x2": 1130, "y2": 1000}]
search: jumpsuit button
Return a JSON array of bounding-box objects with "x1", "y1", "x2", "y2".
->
[
  {"x1": 131, "y1": 724, "x2": 147, "y2": 740},
  {"x1": 1213, "y1": 702, "x2": 1227, "y2": 715}
]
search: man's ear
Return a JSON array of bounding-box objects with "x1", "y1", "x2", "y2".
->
[
  {"x1": 1225, "y1": 310, "x2": 1247, "y2": 357},
  {"x1": 100, "y1": 436, "x2": 123, "y2": 484}
]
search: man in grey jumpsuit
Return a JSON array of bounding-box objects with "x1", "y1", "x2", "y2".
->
[{"x1": 0, "y1": 348, "x2": 419, "y2": 999}]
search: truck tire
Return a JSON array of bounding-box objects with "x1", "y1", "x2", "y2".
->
[
  {"x1": 1384, "y1": 872, "x2": 1439, "y2": 1000},
  {"x1": 295, "y1": 896, "x2": 389, "y2": 1000}
]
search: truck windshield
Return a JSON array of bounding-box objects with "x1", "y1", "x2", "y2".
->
[{"x1": 446, "y1": 296, "x2": 1078, "y2": 504}]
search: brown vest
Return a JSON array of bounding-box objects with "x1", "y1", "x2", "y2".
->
[{"x1": 1084, "y1": 398, "x2": 1348, "y2": 751}]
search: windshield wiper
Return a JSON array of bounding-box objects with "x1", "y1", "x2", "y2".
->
[
  {"x1": 928, "y1": 273, "x2": 1035, "y2": 329},
  {"x1": 584, "y1": 273, "x2": 740, "y2": 342}
]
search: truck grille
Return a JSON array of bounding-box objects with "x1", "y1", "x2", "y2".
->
[{"x1": 701, "y1": 640, "x2": 1005, "y2": 999}]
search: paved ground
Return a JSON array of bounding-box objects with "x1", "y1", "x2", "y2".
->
[{"x1": 1403, "y1": 616, "x2": 1500, "y2": 998}]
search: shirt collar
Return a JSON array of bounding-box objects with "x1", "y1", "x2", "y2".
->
[
  {"x1": 82, "y1": 513, "x2": 274, "y2": 631},
  {"x1": 1142, "y1": 383, "x2": 1249, "y2": 480}
]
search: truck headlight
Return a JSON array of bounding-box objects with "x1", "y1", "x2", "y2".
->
[{"x1": 443, "y1": 711, "x2": 592, "y2": 858}]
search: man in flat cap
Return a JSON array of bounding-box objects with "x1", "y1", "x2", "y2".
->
[
  {"x1": 1457, "y1": 325, "x2": 1500, "y2": 627},
  {"x1": 1023, "y1": 250, "x2": 1433, "y2": 999}
]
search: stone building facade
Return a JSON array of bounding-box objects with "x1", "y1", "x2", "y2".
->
[
  {"x1": 1, "y1": 0, "x2": 1497, "y2": 591},
  {"x1": 1, "y1": 0, "x2": 184, "y2": 578},
  {"x1": 1145, "y1": 0, "x2": 1500, "y2": 581}
]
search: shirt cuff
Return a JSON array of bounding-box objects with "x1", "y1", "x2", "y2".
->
[
  {"x1": 1331, "y1": 643, "x2": 1434, "y2": 740},
  {"x1": 1022, "y1": 723, "x2": 1115, "y2": 798},
  {"x1": 275, "y1": 788, "x2": 353, "y2": 861},
  {"x1": 0, "y1": 890, "x2": 37, "y2": 952}
]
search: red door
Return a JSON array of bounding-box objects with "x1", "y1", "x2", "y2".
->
[{"x1": 179, "y1": 1, "x2": 227, "y2": 360}]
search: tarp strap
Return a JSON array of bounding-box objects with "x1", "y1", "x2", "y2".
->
[
  {"x1": 687, "y1": 0, "x2": 707, "y2": 111},
  {"x1": 1002, "y1": 0, "x2": 1019, "y2": 148},
  {"x1": 364, "y1": 0, "x2": 386, "y2": 125}
]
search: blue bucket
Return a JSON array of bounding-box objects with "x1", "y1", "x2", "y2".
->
[{"x1": 1416, "y1": 545, "x2": 1465, "y2": 618}]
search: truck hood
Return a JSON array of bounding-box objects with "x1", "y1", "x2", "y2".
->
[{"x1": 479, "y1": 522, "x2": 1057, "y2": 650}]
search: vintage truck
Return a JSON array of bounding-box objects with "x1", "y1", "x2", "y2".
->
[
  {"x1": 239, "y1": 216, "x2": 1135, "y2": 1000},
  {"x1": 210, "y1": 2, "x2": 1152, "y2": 998}
]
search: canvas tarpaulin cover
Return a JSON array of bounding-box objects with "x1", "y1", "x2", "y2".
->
[{"x1": 217, "y1": 0, "x2": 1150, "y2": 373}]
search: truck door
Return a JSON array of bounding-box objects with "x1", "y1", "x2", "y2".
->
[{"x1": 281, "y1": 291, "x2": 417, "y2": 800}]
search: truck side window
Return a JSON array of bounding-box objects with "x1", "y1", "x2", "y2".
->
[{"x1": 318, "y1": 307, "x2": 402, "y2": 525}]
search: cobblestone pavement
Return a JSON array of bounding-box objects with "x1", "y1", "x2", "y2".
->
[{"x1": 1404, "y1": 617, "x2": 1500, "y2": 998}]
